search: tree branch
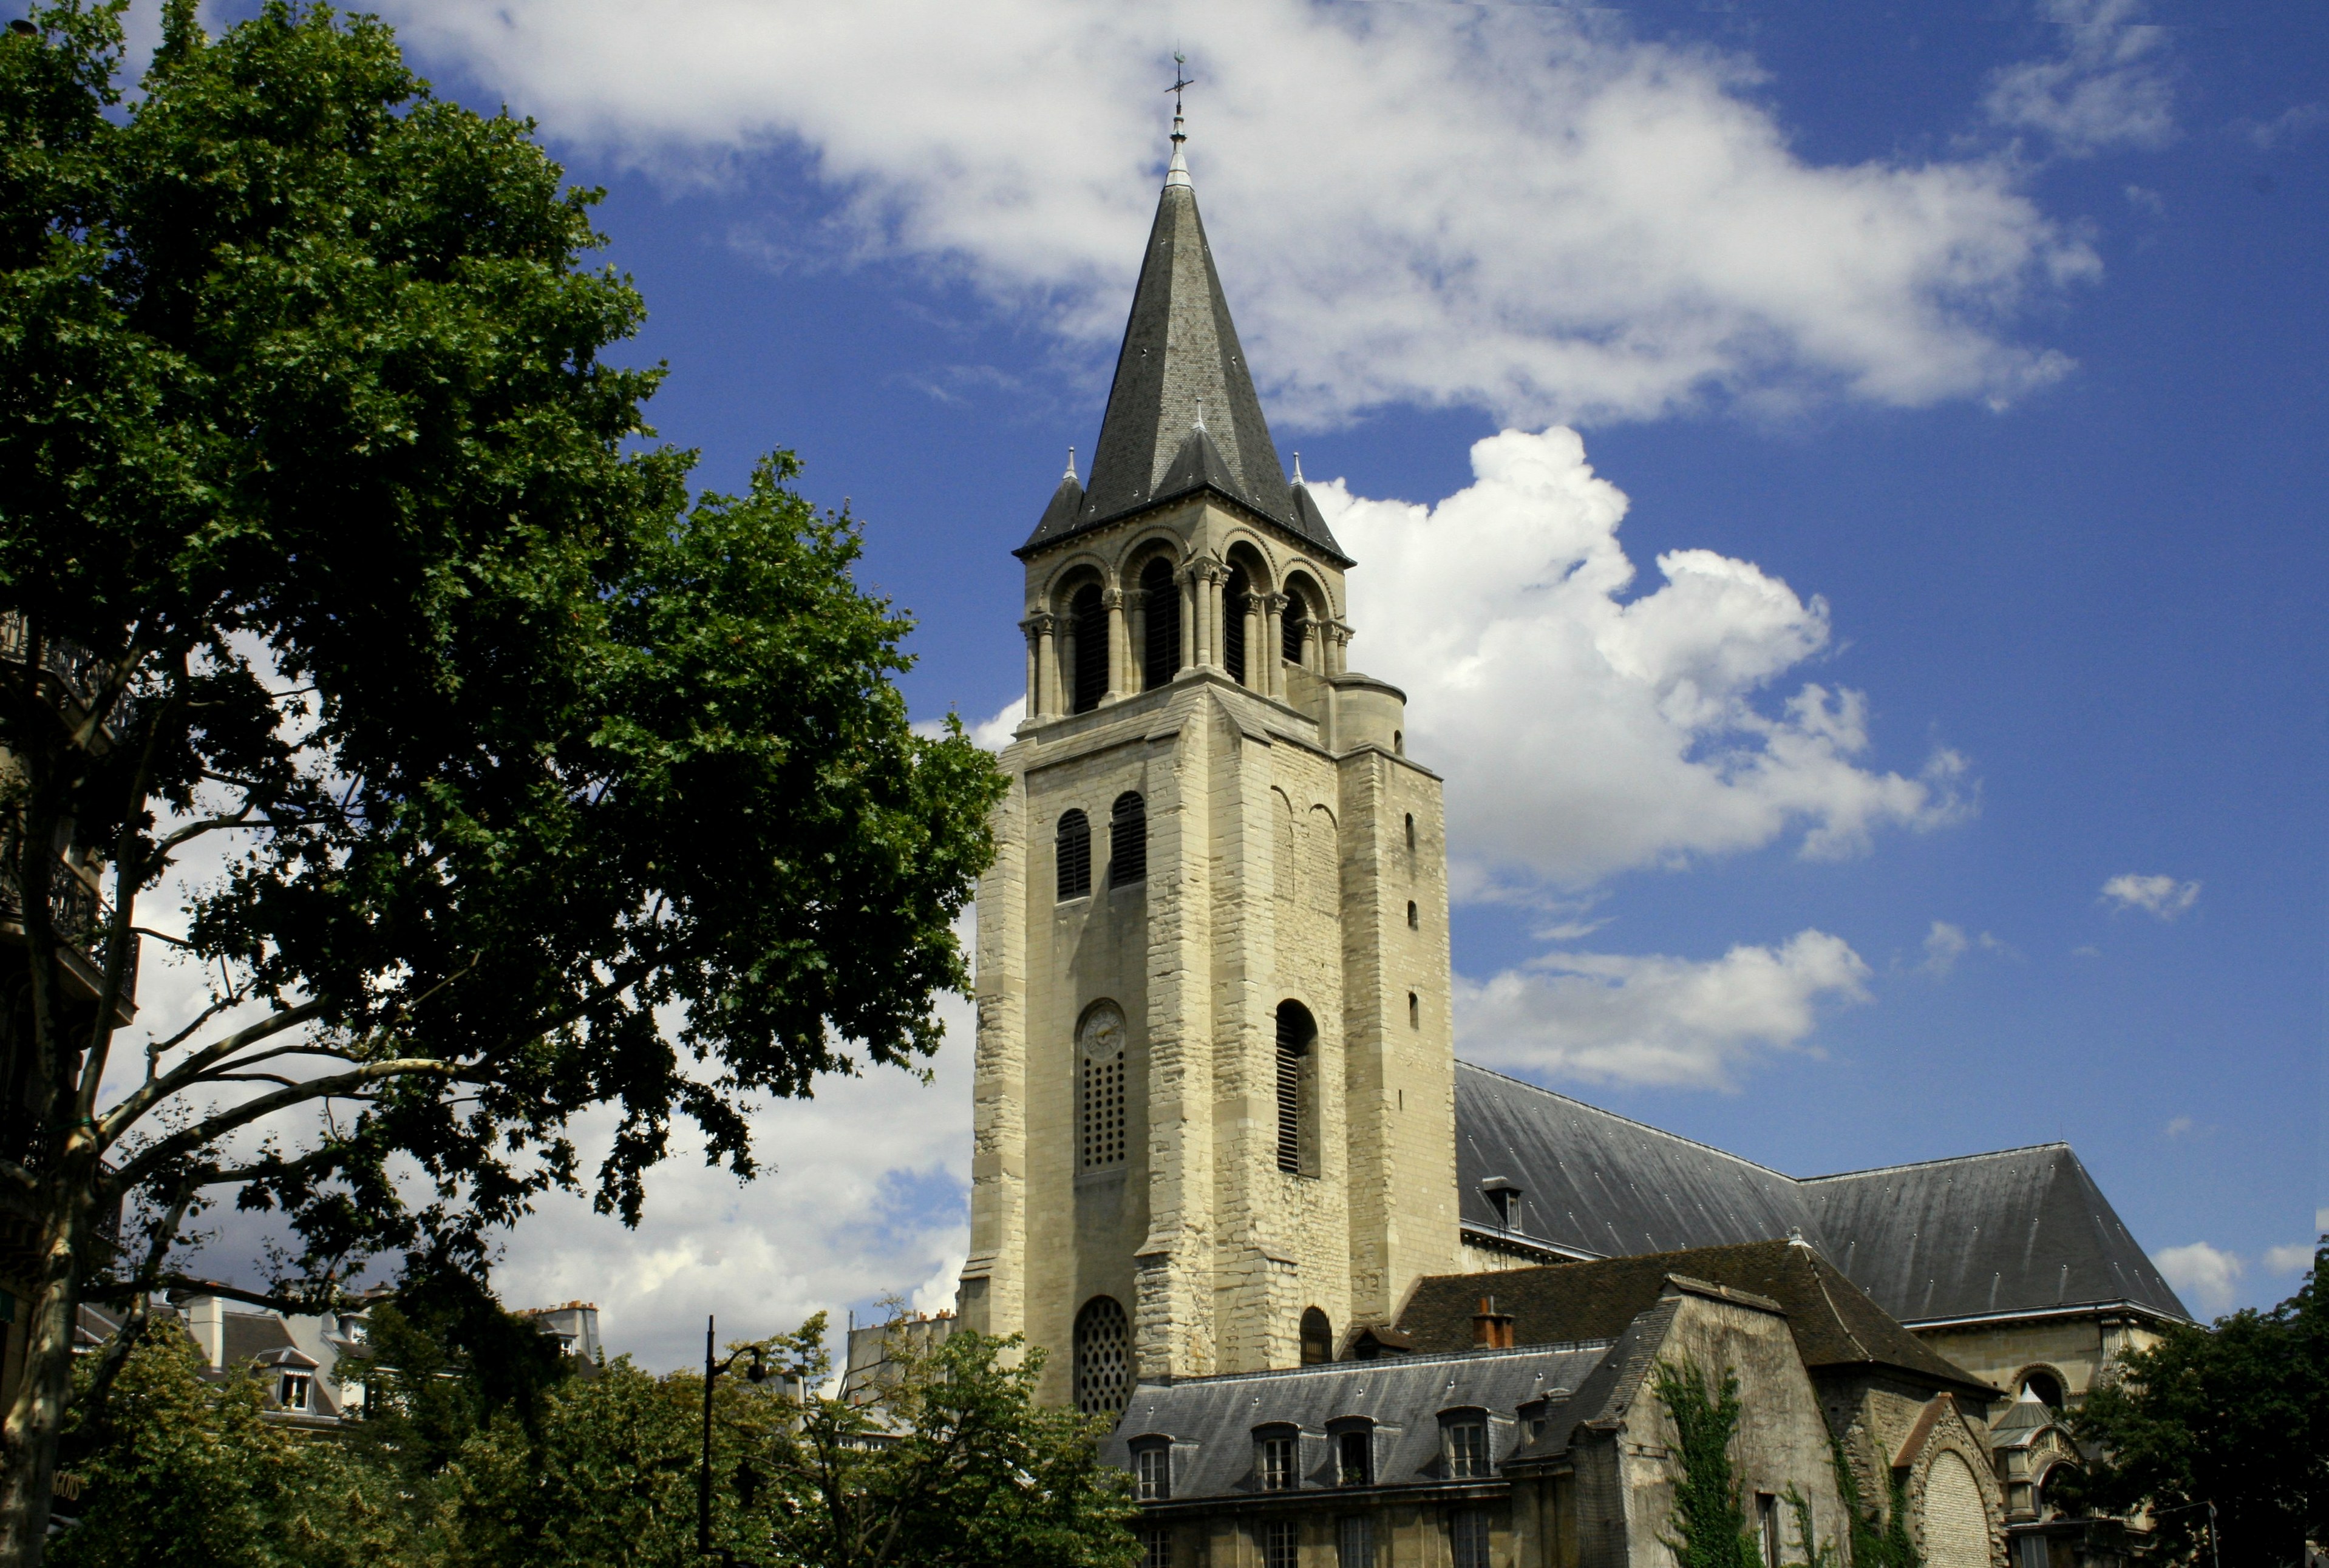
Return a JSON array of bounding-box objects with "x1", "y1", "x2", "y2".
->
[
  {"x1": 99, "y1": 999, "x2": 326, "y2": 1145},
  {"x1": 74, "y1": 1186, "x2": 195, "y2": 1436},
  {"x1": 111, "y1": 1057, "x2": 472, "y2": 1192}
]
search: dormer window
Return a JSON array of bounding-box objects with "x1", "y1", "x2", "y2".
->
[
  {"x1": 279, "y1": 1372, "x2": 311, "y2": 1412},
  {"x1": 1132, "y1": 1439, "x2": 1172, "y2": 1501},
  {"x1": 1441, "y1": 1413, "x2": 1489, "y2": 1479},
  {"x1": 1254, "y1": 1428, "x2": 1299, "y2": 1492},
  {"x1": 1334, "y1": 1424, "x2": 1373, "y2": 1487}
]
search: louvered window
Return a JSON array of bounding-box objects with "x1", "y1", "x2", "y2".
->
[
  {"x1": 1073, "y1": 1296, "x2": 1130, "y2": 1416},
  {"x1": 1142, "y1": 558, "x2": 1180, "y2": 689},
  {"x1": 1071, "y1": 583, "x2": 1107, "y2": 714},
  {"x1": 1275, "y1": 1001, "x2": 1315, "y2": 1175},
  {"x1": 1078, "y1": 1002, "x2": 1126, "y2": 1171},
  {"x1": 1223, "y1": 567, "x2": 1249, "y2": 685},
  {"x1": 1056, "y1": 810, "x2": 1090, "y2": 900},
  {"x1": 1282, "y1": 593, "x2": 1307, "y2": 664},
  {"x1": 1110, "y1": 792, "x2": 1146, "y2": 886}
]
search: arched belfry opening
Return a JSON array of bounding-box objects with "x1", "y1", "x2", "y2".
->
[
  {"x1": 1140, "y1": 556, "x2": 1179, "y2": 689},
  {"x1": 1073, "y1": 1295, "x2": 1132, "y2": 1416},
  {"x1": 1222, "y1": 565, "x2": 1251, "y2": 686},
  {"x1": 1300, "y1": 1307, "x2": 1333, "y2": 1366},
  {"x1": 1274, "y1": 1000, "x2": 1318, "y2": 1176},
  {"x1": 1069, "y1": 581, "x2": 1106, "y2": 713}
]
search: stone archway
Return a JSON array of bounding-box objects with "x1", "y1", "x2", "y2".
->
[{"x1": 1922, "y1": 1450, "x2": 1991, "y2": 1568}]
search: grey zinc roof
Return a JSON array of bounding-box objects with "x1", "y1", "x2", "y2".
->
[
  {"x1": 1453, "y1": 1063, "x2": 2189, "y2": 1326},
  {"x1": 1101, "y1": 1342, "x2": 1613, "y2": 1500},
  {"x1": 1019, "y1": 166, "x2": 1347, "y2": 565}
]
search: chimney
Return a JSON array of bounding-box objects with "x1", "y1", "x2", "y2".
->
[{"x1": 1472, "y1": 1295, "x2": 1516, "y2": 1351}]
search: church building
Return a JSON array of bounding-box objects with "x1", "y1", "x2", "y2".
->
[{"x1": 950, "y1": 107, "x2": 2183, "y2": 1567}]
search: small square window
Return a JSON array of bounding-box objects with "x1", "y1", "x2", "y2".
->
[{"x1": 1141, "y1": 1525, "x2": 1172, "y2": 1568}]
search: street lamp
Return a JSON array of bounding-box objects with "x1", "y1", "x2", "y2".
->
[{"x1": 698, "y1": 1315, "x2": 768, "y2": 1560}]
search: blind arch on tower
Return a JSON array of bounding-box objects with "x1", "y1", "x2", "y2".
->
[
  {"x1": 1069, "y1": 582, "x2": 1106, "y2": 713},
  {"x1": 1140, "y1": 556, "x2": 1180, "y2": 690},
  {"x1": 1056, "y1": 810, "x2": 1091, "y2": 901},
  {"x1": 1274, "y1": 1000, "x2": 1318, "y2": 1176},
  {"x1": 1109, "y1": 792, "x2": 1147, "y2": 886},
  {"x1": 1076, "y1": 1000, "x2": 1127, "y2": 1172},
  {"x1": 1073, "y1": 1295, "x2": 1132, "y2": 1416}
]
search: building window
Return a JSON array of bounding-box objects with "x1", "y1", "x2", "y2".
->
[
  {"x1": 1057, "y1": 810, "x2": 1091, "y2": 900},
  {"x1": 1393, "y1": 730, "x2": 1402, "y2": 755},
  {"x1": 1263, "y1": 1518, "x2": 1299, "y2": 1568},
  {"x1": 1141, "y1": 558, "x2": 1180, "y2": 690},
  {"x1": 279, "y1": 1373, "x2": 310, "y2": 1412},
  {"x1": 1070, "y1": 582, "x2": 1107, "y2": 714},
  {"x1": 1443, "y1": 1416, "x2": 1489, "y2": 1479},
  {"x1": 1274, "y1": 1001, "x2": 1316, "y2": 1175},
  {"x1": 1110, "y1": 792, "x2": 1147, "y2": 886},
  {"x1": 1337, "y1": 1515, "x2": 1375, "y2": 1567},
  {"x1": 1134, "y1": 1441, "x2": 1172, "y2": 1501},
  {"x1": 1404, "y1": 813, "x2": 1415, "y2": 852},
  {"x1": 1406, "y1": 900, "x2": 1418, "y2": 930},
  {"x1": 1336, "y1": 1428, "x2": 1372, "y2": 1487},
  {"x1": 1407, "y1": 992, "x2": 1420, "y2": 1030},
  {"x1": 1078, "y1": 1001, "x2": 1127, "y2": 1170},
  {"x1": 1450, "y1": 1509, "x2": 1491, "y2": 1568},
  {"x1": 1142, "y1": 1526, "x2": 1172, "y2": 1568},
  {"x1": 1224, "y1": 566, "x2": 1251, "y2": 686},
  {"x1": 1758, "y1": 1493, "x2": 1781, "y2": 1568},
  {"x1": 1073, "y1": 1296, "x2": 1131, "y2": 1417},
  {"x1": 1300, "y1": 1308, "x2": 1334, "y2": 1366},
  {"x1": 1282, "y1": 594, "x2": 1307, "y2": 665},
  {"x1": 1256, "y1": 1431, "x2": 1299, "y2": 1492},
  {"x1": 2014, "y1": 1536, "x2": 2048, "y2": 1568},
  {"x1": 2021, "y1": 1369, "x2": 2066, "y2": 1409}
]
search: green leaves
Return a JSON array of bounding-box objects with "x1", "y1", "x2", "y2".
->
[
  {"x1": 1650, "y1": 1357, "x2": 1764, "y2": 1568},
  {"x1": 2069, "y1": 1243, "x2": 2324, "y2": 1566}
]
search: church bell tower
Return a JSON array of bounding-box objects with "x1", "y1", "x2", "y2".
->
[{"x1": 956, "y1": 109, "x2": 1458, "y2": 1413}]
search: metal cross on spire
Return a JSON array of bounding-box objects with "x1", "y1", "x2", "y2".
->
[{"x1": 1164, "y1": 52, "x2": 1195, "y2": 189}]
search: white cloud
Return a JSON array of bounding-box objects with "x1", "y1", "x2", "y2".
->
[
  {"x1": 2154, "y1": 1240, "x2": 2242, "y2": 1316},
  {"x1": 1914, "y1": 920, "x2": 2009, "y2": 977},
  {"x1": 1322, "y1": 427, "x2": 1969, "y2": 889},
  {"x1": 1456, "y1": 929, "x2": 1870, "y2": 1090},
  {"x1": 1984, "y1": 0, "x2": 2177, "y2": 156},
  {"x1": 2265, "y1": 1242, "x2": 2317, "y2": 1275},
  {"x1": 375, "y1": 0, "x2": 2094, "y2": 425},
  {"x1": 914, "y1": 696, "x2": 1024, "y2": 752},
  {"x1": 2100, "y1": 872, "x2": 2200, "y2": 920},
  {"x1": 2163, "y1": 1115, "x2": 2192, "y2": 1138},
  {"x1": 2242, "y1": 103, "x2": 2327, "y2": 150}
]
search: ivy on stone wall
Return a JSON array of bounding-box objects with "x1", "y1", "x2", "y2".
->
[
  {"x1": 1830, "y1": 1438, "x2": 1922, "y2": 1568},
  {"x1": 1651, "y1": 1358, "x2": 1762, "y2": 1568}
]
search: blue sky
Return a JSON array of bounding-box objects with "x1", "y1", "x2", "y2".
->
[{"x1": 148, "y1": 0, "x2": 2322, "y2": 1366}]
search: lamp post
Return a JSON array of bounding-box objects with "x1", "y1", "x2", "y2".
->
[{"x1": 698, "y1": 1315, "x2": 767, "y2": 1560}]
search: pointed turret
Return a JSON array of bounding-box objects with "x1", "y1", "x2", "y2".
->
[
  {"x1": 1286, "y1": 450, "x2": 1345, "y2": 560},
  {"x1": 1019, "y1": 112, "x2": 1350, "y2": 565},
  {"x1": 1033, "y1": 447, "x2": 1084, "y2": 540}
]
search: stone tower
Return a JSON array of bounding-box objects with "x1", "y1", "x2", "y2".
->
[{"x1": 955, "y1": 113, "x2": 1459, "y2": 1413}]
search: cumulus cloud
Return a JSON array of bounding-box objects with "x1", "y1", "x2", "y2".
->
[
  {"x1": 375, "y1": 0, "x2": 2093, "y2": 424},
  {"x1": 1455, "y1": 929, "x2": 1871, "y2": 1090},
  {"x1": 2265, "y1": 1241, "x2": 2318, "y2": 1275},
  {"x1": 2153, "y1": 1240, "x2": 2242, "y2": 1317},
  {"x1": 1984, "y1": 0, "x2": 2177, "y2": 155},
  {"x1": 2101, "y1": 872, "x2": 2200, "y2": 919},
  {"x1": 1915, "y1": 920, "x2": 2010, "y2": 977},
  {"x1": 1321, "y1": 427, "x2": 1968, "y2": 888}
]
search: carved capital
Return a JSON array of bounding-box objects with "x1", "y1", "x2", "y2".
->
[
  {"x1": 1265, "y1": 593, "x2": 1291, "y2": 614},
  {"x1": 1101, "y1": 588, "x2": 1128, "y2": 611},
  {"x1": 1021, "y1": 612, "x2": 1059, "y2": 645}
]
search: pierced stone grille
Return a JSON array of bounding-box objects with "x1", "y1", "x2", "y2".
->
[
  {"x1": 1078, "y1": 1002, "x2": 1126, "y2": 1170},
  {"x1": 1073, "y1": 1295, "x2": 1130, "y2": 1416}
]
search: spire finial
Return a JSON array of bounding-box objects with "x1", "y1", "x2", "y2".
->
[
  {"x1": 1291, "y1": 451, "x2": 1305, "y2": 485},
  {"x1": 1064, "y1": 446, "x2": 1077, "y2": 481},
  {"x1": 1164, "y1": 53, "x2": 1194, "y2": 191},
  {"x1": 1193, "y1": 397, "x2": 1206, "y2": 432}
]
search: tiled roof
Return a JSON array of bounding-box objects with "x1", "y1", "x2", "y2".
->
[{"x1": 1453, "y1": 1064, "x2": 2189, "y2": 1325}]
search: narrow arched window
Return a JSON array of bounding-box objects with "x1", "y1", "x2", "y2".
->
[
  {"x1": 1056, "y1": 810, "x2": 1091, "y2": 900},
  {"x1": 1223, "y1": 566, "x2": 1250, "y2": 686},
  {"x1": 1404, "y1": 813, "x2": 1416, "y2": 852},
  {"x1": 1281, "y1": 592, "x2": 1307, "y2": 665},
  {"x1": 1141, "y1": 557, "x2": 1179, "y2": 690},
  {"x1": 1408, "y1": 992, "x2": 1420, "y2": 1030},
  {"x1": 1407, "y1": 900, "x2": 1420, "y2": 930},
  {"x1": 1274, "y1": 1000, "x2": 1316, "y2": 1175},
  {"x1": 1070, "y1": 583, "x2": 1106, "y2": 714},
  {"x1": 1073, "y1": 1295, "x2": 1131, "y2": 1416},
  {"x1": 1078, "y1": 1001, "x2": 1127, "y2": 1171},
  {"x1": 1110, "y1": 792, "x2": 1146, "y2": 886},
  {"x1": 1300, "y1": 1308, "x2": 1333, "y2": 1366}
]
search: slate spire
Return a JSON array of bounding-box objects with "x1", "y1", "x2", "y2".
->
[{"x1": 1021, "y1": 107, "x2": 1347, "y2": 563}]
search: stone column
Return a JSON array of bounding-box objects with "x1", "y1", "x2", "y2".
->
[
  {"x1": 1127, "y1": 589, "x2": 1148, "y2": 693},
  {"x1": 1263, "y1": 593, "x2": 1288, "y2": 699},
  {"x1": 1328, "y1": 620, "x2": 1351, "y2": 676},
  {"x1": 1205, "y1": 565, "x2": 1227, "y2": 670},
  {"x1": 1177, "y1": 566, "x2": 1197, "y2": 673},
  {"x1": 1031, "y1": 612, "x2": 1061, "y2": 717},
  {"x1": 1299, "y1": 619, "x2": 1321, "y2": 673},
  {"x1": 1021, "y1": 617, "x2": 1041, "y2": 718},
  {"x1": 1102, "y1": 588, "x2": 1129, "y2": 705}
]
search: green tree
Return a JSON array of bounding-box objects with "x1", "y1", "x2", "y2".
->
[
  {"x1": 1651, "y1": 1357, "x2": 1762, "y2": 1568},
  {"x1": 2068, "y1": 1240, "x2": 2324, "y2": 1567},
  {"x1": 440, "y1": 1316, "x2": 1139, "y2": 1568},
  {"x1": 0, "y1": 2, "x2": 1002, "y2": 1555},
  {"x1": 48, "y1": 1321, "x2": 417, "y2": 1568}
]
